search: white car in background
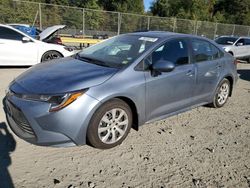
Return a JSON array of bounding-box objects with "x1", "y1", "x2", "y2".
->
[
  {"x1": 0, "y1": 24, "x2": 75, "y2": 66},
  {"x1": 215, "y1": 36, "x2": 250, "y2": 61}
]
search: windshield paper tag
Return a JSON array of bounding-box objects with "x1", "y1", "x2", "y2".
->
[{"x1": 139, "y1": 37, "x2": 158, "y2": 42}]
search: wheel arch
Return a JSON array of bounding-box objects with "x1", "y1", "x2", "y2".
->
[
  {"x1": 97, "y1": 96, "x2": 140, "y2": 131},
  {"x1": 115, "y1": 96, "x2": 139, "y2": 131},
  {"x1": 224, "y1": 75, "x2": 234, "y2": 96},
  {"x1": 228, "y1": 51, "x2": 234, "y2": 56}
]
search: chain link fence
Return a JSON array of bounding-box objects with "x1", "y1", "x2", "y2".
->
[{"x1": 1, "y1": 0, "x2": 250, "y2": 39}]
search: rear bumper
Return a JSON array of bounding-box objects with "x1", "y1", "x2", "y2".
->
[{"x1": 3, "y1": 92, "x2": 101, "y2": 147}]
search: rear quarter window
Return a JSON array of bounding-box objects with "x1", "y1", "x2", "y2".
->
[{"x1": 191, "y1": 39, "x2": 224, "y2": 62}]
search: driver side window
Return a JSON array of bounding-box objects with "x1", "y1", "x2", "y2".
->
[
  {"x1": 151, "y1": 39, "x2": 189, "y2": 66},
  {"x1": 0, "y1": 26, "x2": 24, "y2": 41}
]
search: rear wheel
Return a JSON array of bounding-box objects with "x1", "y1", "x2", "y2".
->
[
  {"x1": 210, "y1": 78, "x2": 231, "y2": 108},
  {"x1": 41, "y1": 51, "x2": 63, "y2": 62},
  {"x1": 87, "y1": 99, "x2": 132, "y2": 149}
]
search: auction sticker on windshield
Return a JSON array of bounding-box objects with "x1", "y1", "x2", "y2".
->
[{"x1": 139, "y1": 37, "x2": 158, "y2": 42}]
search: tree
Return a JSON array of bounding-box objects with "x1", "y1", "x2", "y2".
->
[
  {"x1": 150, "y1": 0, "x2": 171, "y2": 17},
  {"x1": 213, "y1": 0, "x2": 250, "y2": 25},
  {"x1": 150, "y1": 0, "x2": 214, "y2": 21},
  {"x1": 98, "y1": 0, "x2": 144, "y2": 14},
  {"x1": 150, "y1": 0, "x2": 250, "y2": 25}
]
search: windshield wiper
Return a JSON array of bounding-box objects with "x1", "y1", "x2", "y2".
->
[
  {"x1": 75, "y1": 53, "x2": 91, "y2": 62},
  {"x1": 75, "y1": 54, "x2": 111, "y2": 68}
]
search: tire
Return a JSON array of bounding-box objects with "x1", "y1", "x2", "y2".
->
[
  {"x1": 87, "y1": 98, "x2": 132, "y2": 149},
  {"x1": 210, "y1": 78, "x2": 231, "y2": 108},
  {"x1": 41, "y1": 51, "x2": 63, "y2": 62}
]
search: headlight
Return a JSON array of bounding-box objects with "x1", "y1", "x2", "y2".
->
[
  {"x1": 49, "y1": 91, "x2": 84, "y2": 112},
  {"x1": 11, "y1": 90, "x2": 86, "y2": 112},
  {"x1": 64, "y1": 46, "x2": 74, "y2": 52},
  {"x1": 223, "y1": 47, "x2": 229, "y2": 52}
]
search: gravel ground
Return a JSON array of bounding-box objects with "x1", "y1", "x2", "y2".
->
[{"x1": 0, "y1": 63, "x2": 249, "y2": 188}]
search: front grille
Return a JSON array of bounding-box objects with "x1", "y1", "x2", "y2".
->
[{"x1": 7, "y1": 100, "x2": 35, "y2": 136}]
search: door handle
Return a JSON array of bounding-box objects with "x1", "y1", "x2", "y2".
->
[{"x1": 186, "y1": 70, "x2": 194, "y2": 77}]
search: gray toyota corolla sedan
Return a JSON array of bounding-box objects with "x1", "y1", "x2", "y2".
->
[{"x1": 3, "y1": 31, "x2": 238, "y2": 149}]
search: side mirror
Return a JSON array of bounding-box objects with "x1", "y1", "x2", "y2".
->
[
  {"x1": 236, "y1": 42, "x2": 243, "y2": 46},
  {"x1": 152, "y1": 60, "x2": 175, "y2": 73},
  {"x1": 22, "y1": 36, "x2": 32, "y2": 43}
]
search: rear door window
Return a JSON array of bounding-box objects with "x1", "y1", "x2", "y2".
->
[
  {"x1": 210, "y1": 44, "x2": 224, "y2": 59},
  {"x1": 191, "y1": 39, "x2": 223, "y2": 62}
]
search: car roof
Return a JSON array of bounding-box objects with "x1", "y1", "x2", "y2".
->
[
  {"x1": 0, "y1": 23, "x2": 27, "y2": 32},
  {"x1": 216, "y1": 35, "x2": 250, "y2": 39},
  {"x1": 128, "y1": 31, "x2": 191, "y2": 38},
  {"x1": 8, "y1": 23, "x2": 30, "y2": 27},
  {"x1": 127, "y1": 31, "x2": 225, "y2": 51},
  {"x1": 217, "y1": 35, "x2": 238, "y2": 38},
  {"x1": 0, "y1": 23, "x2": 16, "y2": 29},
  {"x1": 127, "y1": 31, "x2": 208, "y2": 41},
  {"x1": 0, "y1": 24, "x2": 25, "y2": 33}
]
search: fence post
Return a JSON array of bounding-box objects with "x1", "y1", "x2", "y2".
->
[
  {"x1": 82, "y1": 8, "x2": 85, "y2": 36},
  {"x1": 214, "y1": 22, "x2": 218, "y2": 39},
  {"x1": 195, "y1": 20, "x2": 198, "y2": 35},
  {"x1": 173, "y1": 17, "x2": 176, "y2": 32},
  {"x1": 248, "y1": 27, "x2": 250, "y2": 36},
  {"x1": 232, "y1": 25, "x2": 236, "y2": 35},
  {"x1": 147, "y1": 16, "x2": 150, "y2": 30},
  {"x1": 117, "y1": 12, "x2": 121, "y2": 35},
  {"x1": 39, "y1": 3, "x2": 42, "y2": 30}
]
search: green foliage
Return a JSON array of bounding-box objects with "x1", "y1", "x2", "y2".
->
[
  {"x1": 97, "y1": 0, "x2": 145, "y2": 33},
  {"x1": 98, "y1": 0, "x2": 144, "y2": 14},
  {"x1": 0, "y1": 0, "x2": 39, "y2": 24},
  {"x1": 150, "y1": 0, "x2": 250, "y2": 25}
]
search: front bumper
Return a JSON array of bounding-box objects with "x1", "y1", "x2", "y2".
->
[{"x1": 3, "y1": 93, "x2": 100, "y2": 147}]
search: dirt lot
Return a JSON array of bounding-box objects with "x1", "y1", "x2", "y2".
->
[{"x1": 0, "y1": 63, "x2": 249, "y2": 188}]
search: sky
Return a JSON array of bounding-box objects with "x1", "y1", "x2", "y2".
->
[{"x1": 144, "y1": 0, "x2": 154, "y2": 11}]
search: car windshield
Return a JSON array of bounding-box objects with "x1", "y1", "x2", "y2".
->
[
  {"x1": 76, "y1": 35, "x2": 158, "y2": 68},
  {"x1": 215, "y1": 37, "x2": 238, "y2": 45}
]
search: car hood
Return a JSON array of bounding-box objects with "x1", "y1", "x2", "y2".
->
[
  {"x1": 10, "y1": 57, "x2": 118, "y2": 95},
  {"x1": 39, "y1": 25, "x2": 66, "y2": 41}
]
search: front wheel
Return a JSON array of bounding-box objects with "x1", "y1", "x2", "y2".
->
[
  {"x1": 87, "y1": 99, "x2": 132, "y2": 149},
  {"x1": 41, "y1": 51, "x2": 63, "y2": 62},
  {"x1": 210, "y1": 78, "x2": 231, "y2": 108}
]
